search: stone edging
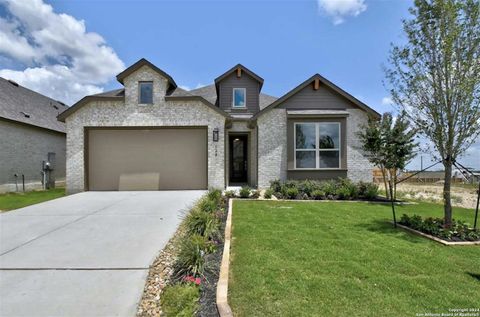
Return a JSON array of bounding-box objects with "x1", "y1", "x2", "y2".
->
[
  {"x1": 394, "y1": 222, "x2": 480, "y2": 246},
  {"x1": 216, "y1": 199, "x2": 234, "y2": 317}
]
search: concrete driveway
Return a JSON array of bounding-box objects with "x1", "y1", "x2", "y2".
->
[{"x1": 0, "y1": 190, "x2": 204, "y2": 317}]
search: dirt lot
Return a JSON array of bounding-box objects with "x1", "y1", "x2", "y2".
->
[{"x1": 381, "y1": 183, "x2": 479, "y2": 209}]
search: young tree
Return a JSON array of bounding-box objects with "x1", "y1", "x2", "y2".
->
[
  {"x1": 385, "y1": 0, "x2": 480, "y2": 227},
  {"x1": 358, "y1": 112, "x2": 417, "y2": 200}
]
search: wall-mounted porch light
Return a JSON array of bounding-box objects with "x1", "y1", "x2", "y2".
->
[{"x1": 213, "y1": 128, "x2": 219, "y2": 142}]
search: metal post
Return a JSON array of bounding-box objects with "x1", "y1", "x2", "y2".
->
[
  {"x1": 22, "y1": 174, "x2": 25, "y2": 192},
  {"x1": 474, "y1": 180, "x2": 479, "y2": 230}
]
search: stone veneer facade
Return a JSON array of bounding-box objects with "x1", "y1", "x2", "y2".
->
[{"x1": 65, "y1": 66, "x2": 226, "y2": 193}]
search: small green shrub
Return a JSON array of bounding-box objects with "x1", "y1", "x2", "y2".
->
[
  {"x1": 197, "y1": 197, "x2": 217, "y2": 213},
  {"x1": 399, "y1": 214, "x2": 479, "y2": 241},
  {"x1": 207, "y1": 188, "x2": 222, "y2": 204},
  {"x1": 239, "y1": 186, "x2": 251, "y2": 198},
  {"x1": 310, "y1": 190, "x2": 325, "y2": 200},
  {"x1": 269, "y1": 179, "x2": 282, "y2": 193},
  {"x1": 363, "y1": 183, "x2": 379, "y2": 200},
  {"x1": 336, "y1": 178, "x2": 358, "y2": 200},
  {"x1": 224, "y1": 190, "x2": 236, "y2": 198},
  {"x1": 285, "y1": 187, "x2": 299, "y2": 199},
  {"x1": 161, "y1": 284, "x2": 199, "y2": 317},
  {"x1": 184, "y1": 209, "x2": 220, "y2": 240},
  {"x1": 264, "y1": 188, "x2": 274, "y2": 199},
  {"x1": 320, "y1": 180, "x2": 337, "y2": 197},
  {"x1": 176, "y1": 234, "x2": 215, "y2": 277},
  {"x1": 298, "y1": 180, "x2": 321, "y2": 197}
]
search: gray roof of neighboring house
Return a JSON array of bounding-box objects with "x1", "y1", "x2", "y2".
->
[
  {"x1": 0, "y1": 77, "x2": 67, "y2": 133},
  {"x1": 189, "y1": 84, "x2": 277, "y2": 110}
]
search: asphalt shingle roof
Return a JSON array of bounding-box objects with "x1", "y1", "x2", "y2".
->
[{"x1": 0, "y1": 77, "x2": 67, "y2": 133}]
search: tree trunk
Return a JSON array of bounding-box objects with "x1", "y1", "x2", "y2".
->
[
  {"x1": 381, "y1": 167, "x2": 389, "y2": 199},
  {"x1": 443, "y1": 160, "x2": 453, "y2": 228},
  {"x1": 393, "y1": 168, "x2": 397, "y2": 201}
]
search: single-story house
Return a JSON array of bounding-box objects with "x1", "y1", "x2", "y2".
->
[
  {"x1": 58, "y1": 58, "x2": 379, "y2": 193},
  {"x1": 0, "y1": 77, "x2": 67, "y2": 192}
]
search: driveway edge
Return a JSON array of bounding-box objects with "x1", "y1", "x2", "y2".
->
[{"x1": 216, "y1": 198, "x2": 234, "y2": 317}]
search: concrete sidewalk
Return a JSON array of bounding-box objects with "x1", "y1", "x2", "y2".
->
[{"x1": 0, "y1": 190, "x2": 204, "y2": 317}]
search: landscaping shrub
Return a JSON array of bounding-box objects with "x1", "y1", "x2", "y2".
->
[
  {"x1": 176, "y1": 234, "x2": 216, "y2": 277},
  {"x1": 268, "y1": 179, "x2": 380, "y2": 201},
  {"x1": 363, "y1": 183, "x2": 379, "y2": 200},
  {"x1": 250, "y1": 190, "x2": 260, "y2": 199},
  {"x1": 263, "y1": 188, "x2": 274, "y2": 199},
  {"x1": 224, "y1": 190, "x2": 236, "y2": 198},
  {"x1": 298, "y1": 180, "x2": 321, "y2": 197},
  {"x1": 161, "y1": 284, "x2": 199, "y2": 317},
  {"x1": 206, "y1": 188, "x2": 222, "y2": 205},
  {"x1": 399, "y1": 214, "x2": 480, "y2": 241},
  {"x1": 269, "y1": 179, "x2": 282, "y2": 193},
  {"x1": 336, "y1": 179, "x2": 358, "y2": 200},
  {"x1": 197, "y1": 196, "x2": 218, "y2": 213},
  {"x1": 320, "y1": 180, "x2": 337, "y2": 197},
  {"x1": 184, "y1": 209, "x2": 220, "y2": 240},
  {"x1": 239, "y1": 186, "x2": 251, "y2": 198},
  {"x1": 310, "y1": 190, "x2": 325, "y2": 200},
  {"x1": 284, "y1": 187, "x2": 299, "y2": 199}
]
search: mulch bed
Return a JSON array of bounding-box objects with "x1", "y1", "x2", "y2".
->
[
  {"x1": 136, "y1": 200, "x2": 228, "y2": 317},
  {"x1": 197, "y1": 209, "x2": 227, "y2": 317}
]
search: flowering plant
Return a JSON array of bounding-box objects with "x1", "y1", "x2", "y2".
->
[{"x1": 183, "y1": 275, "x2": 201, "y2": 286}]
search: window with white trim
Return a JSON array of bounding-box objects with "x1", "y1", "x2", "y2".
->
[
  {"x1": 294, "y1": 122, "x2": 340, "y2": 169},
  {"x1": 232, "y1": 88, "x2": 246, "y2": 108}
]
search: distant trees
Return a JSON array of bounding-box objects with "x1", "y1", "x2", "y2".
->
[
  {"x1": 385, "y1": 0, "x2": 480, "y2": 227},
  {"x1": 358, "y1": 111, "x2": 417, "y2": 200}
]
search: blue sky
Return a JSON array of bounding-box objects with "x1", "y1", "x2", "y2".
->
[{"x1": 0, "y1": 0, "x2": 478, "y2": 169}]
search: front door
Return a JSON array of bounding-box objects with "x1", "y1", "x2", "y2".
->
[{"x1": 229, "y1": 135, "x2": 248, "y2": 183}]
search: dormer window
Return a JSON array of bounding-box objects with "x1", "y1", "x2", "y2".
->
[
  {"x1": 232, "y1": 88, "x2": 246, "y2": 108},
  {"x1": 139, "y1": 81, "x2": 153, "y2": 104}
]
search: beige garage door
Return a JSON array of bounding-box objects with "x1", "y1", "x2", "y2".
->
[{"x1": 87, "y1": 128, "x2": 207, "y2": 190}]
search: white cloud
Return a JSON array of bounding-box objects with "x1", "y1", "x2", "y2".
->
[
  {"x1": 317, "y1": 0, "x2": 367, "y2": 25},
  {"x1": 178, "y1": 83, "x2": 206, "y2": 91},
  {"x1": 381, "y1": 96, "x2": 394, "y2": 106},
  {"x1": 0, "y1": 0, "x2": 124, "y2": 104}
]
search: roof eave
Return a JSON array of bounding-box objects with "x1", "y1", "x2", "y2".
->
[
  {"x1": 57, "y1": 96, "x2": 123, "y2": 122},
  {"x1": 251, "y1": 74, "x2": 380, "y2": 120},
  {"x1": 164, "y1": 95, "x2": 231, "y2": 118},
  {"x1": 116, "y1": 58, "x2": 178, "y2": 89}
]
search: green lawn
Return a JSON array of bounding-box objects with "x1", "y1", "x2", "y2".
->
[
  {"x1": 0, "y1": 188, "x2": 65, "y2": 212},
  {"x1": 229, "y1": 201, "x2": 480, "y2": 317}
]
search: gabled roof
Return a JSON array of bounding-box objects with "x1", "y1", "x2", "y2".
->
[
  {"x1": 252, "y1": 74, "x2": 380, "y2": 120},
  {"x1": 189, "y1": 84, "x2": 277, "y2": 110},
  {"x1": 0, "y1": 77, "x2": 67, "y2": 133},
  {"x1": 116, "y1": 58, "x2": 177, "y2": 90},
  {"x1": 214, "y1": 64, "x2": 264, "y2": 90},
  {"x1": 57, "y1": 89, "x2": 124, "y2": 122},
  {"x1": 58, "y1": 86, "x2": 232, "y2": 122}
]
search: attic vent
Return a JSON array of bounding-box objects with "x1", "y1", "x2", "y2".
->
[
  {"x1": 51, "y1": 102, "x2": 59, "y2": 110},
  {"x1": 20, "y1": 111, "x2": 30, "y2": 118},
  {"x1": 8, "y1": 79, "x2": 19, "y2": 87}
]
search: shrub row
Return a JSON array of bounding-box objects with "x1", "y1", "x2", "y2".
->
[
  {"x1": 269, "y1": 179, "x2": 379, "y2": 200},
  {"x1": 161, "y1": 189, "x2": 225, "y2": 316},
  {"x1": 224, "y1": 187, "x2": 260, "y2": 199},
  {"x1": 399, "y1": 214, "x2": 480, "y2": 241}
]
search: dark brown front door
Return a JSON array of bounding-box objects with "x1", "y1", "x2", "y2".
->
[{"x1": 229, "y1": 135, "x2": 248, "y2": 183}]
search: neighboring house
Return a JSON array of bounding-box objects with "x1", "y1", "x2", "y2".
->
[
  {"x1": 58, "y1": 58, "x2": 379, "y2": 193},
  {"x1": 0, "y1": 77, "x2": 67, "y2": 192}
]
